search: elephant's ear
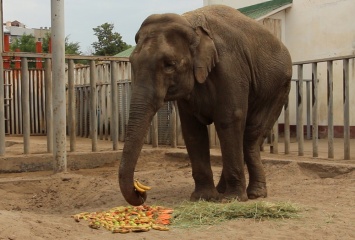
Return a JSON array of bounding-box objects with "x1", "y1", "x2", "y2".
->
[{"x1": 193, "y1": 26, "x2": 219, "y2": 84}]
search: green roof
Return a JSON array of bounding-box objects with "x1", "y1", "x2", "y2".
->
[
  {"x1": 239, "y1": 0, "x2": 293, "y2": 19},
  {"x1": 114, "y1": 46, "x2": 135, "y2": 57}
]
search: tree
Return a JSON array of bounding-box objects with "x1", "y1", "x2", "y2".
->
[
  {"x1": 64, "y1": 35, "x2": 82, "y2": 55},
  {"x1": 92, "y1": 23, "x2": 131, "y2": 56},
  {"x1": 42, "y1": 33, "x2": 82, "y2": 55},
  {"x1": 10, "y1": 34, "x2": 36, "y2": 52}
]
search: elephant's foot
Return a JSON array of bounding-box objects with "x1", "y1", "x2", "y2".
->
[
  {"x1": 190, "y1": 188, "x2": 220, "y2": 202},
  {"x1": 247, "y1": 182, "x2": 267, "y2": 199},
  {"x1": 221, "y1": 189, "x2": 248, "y2": 202},
  {"x1": 216, "y1": 178, "x2": 226, "y2": 194}
]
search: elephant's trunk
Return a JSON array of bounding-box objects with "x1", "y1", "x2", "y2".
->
[{"x1": 118, "y1": 89, "x2": 159, "y2": 206}]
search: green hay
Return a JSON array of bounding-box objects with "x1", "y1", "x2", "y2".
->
[{"x1": 172, "y1": 200, "x2": 301, "y2": 228}]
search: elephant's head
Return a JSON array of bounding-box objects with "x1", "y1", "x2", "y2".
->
[{"x1": 119, "y1": 13, "x2": 219, "y2": 205}]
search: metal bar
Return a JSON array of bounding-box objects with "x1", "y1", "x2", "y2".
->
[
  {"x1": 293, "y1": 54, "x2": 355, "y2": 65},
  {"x1": 284, "y1": 98, "x2": 290, "y2": 154},
  {"x1": 0, "y1": 0, "x2": 5, "y2": 155},
  {"x1": 45, "y1": 59, "x2": 53, "y2": 153},
  {"x1": 68, "y1": 59, "x2": 76, "y2": 152},
  {"x1": 327, "y1": 61, "x2": 334, "y2": 158},
  {"x1": 90, "y1": 60, "x2": 98, "y2": 152},
  {"x1": 111, "y1": 61, "x2": 119, "y2": 150},
  {"x1": 306, "y1": 81, "x2": 311, "y2": 139},
  {"x1": 51, "y1": 0, "x2": 67, "y2": 172},
  {"x1": 343, "y1": 59, "x2": 350, "y2": 160},
  {"x1": 311, "y1": 63, "x2": 318, "y2": 157},
  {"x1": 297, "y1": 65, "x2": 304, "y2": 156},
  {"x1": 21, "y1": 58, "x2": 30, "y2": 154}
]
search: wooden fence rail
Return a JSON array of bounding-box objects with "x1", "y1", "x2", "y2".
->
[{"x1": 1, "y1": 53, "x2": 355, "y2": 161}]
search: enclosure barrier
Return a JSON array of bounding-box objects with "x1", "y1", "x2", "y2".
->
[{"x1": 1, "y1": 52, "x2": 355, "y2": 160}]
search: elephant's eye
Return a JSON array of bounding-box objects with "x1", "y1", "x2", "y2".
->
[{"x1": 164, "y1": 61, "x2": 176, "y2": 73}]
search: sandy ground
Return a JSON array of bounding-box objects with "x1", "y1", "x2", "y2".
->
[{"x1": 0, "y1": 139, "x2": 355, "y2": 240}]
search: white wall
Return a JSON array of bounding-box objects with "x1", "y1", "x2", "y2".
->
[
  {"x1": 204, "y1": 0, "x2": 355, "y2": 128},
  {"x1": 285, "y1": 0, "x2": 355, "y2": 126}
]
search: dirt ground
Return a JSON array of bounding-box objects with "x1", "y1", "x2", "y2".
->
[{"x1": 0, "y1": 145, "x2": 354, "y2": 240}]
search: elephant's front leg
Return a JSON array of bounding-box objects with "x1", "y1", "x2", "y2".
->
[
  {"x1": 178, "y1": 103, "x2": 220, "y2": 201},
  {"x1": 215, "y1": 113, "x2": 248, "y2": 202}
]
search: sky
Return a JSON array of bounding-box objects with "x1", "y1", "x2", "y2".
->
[{"x1": 3, "y1": 0, "x2": 203, "y2": 54}]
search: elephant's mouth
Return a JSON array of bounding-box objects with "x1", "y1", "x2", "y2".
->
[{"x1": 165, "y1": 86, "x2": 179, "y2": 101}]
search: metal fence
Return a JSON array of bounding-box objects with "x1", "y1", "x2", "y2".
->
[{"x1": 1, "y1": 52, "x2": 355, "y2": 160}]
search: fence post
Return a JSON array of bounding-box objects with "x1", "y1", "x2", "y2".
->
[
  {"x1": 68, "y1": 59, "x2": 76, "y2": 152},
  {"x1": 170, "y1": 102, "x2": 177, "y2": 148},
  {"x1": 271, "y1": 120, "x2": 278, "y2": 154},
  {"x1": 343, "y1": 59, "x2": 350, "y2": 160},
  {"x1": 45, "y1": 58, "x2": 53, "y2": 153},
  {"x1": 51, "y1": 0, "x2": 67, "y2": 172},
  {"x1": 297, "y1": 64, "x2": 304, "y2": 156},
  {"x1": 111, "y1": 61, "x2": 119, "y2": 150},
  {"x1": 0, "y1": 9, "x2": 4, "y2": 155},
  {"x1": 90, "y1": 60, "x2": 98, "y2": 152},
  {"x1": 327, "y1": 61, "x2": 334, "y2": 158},
  {"x1": 21, "y1": 58, "x2": 30, "y2": 154},
  {"x1": 311, "y1": 63, "x2": 318, "y2": 157},
  {"x1": 284, "y1": 98, "x2": 290, "y2": 154},
  {"x1": 152, "y1": 113, "x2": 158, "y2": 148},
  {"x1": 306, "y1": 80, "x2": 311, "y2": 139}
]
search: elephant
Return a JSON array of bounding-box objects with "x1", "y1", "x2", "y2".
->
[{"x1": 119, "y1": 5, "x2": 292, "y2": 206}]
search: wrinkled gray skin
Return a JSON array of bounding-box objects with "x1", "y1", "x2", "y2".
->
[{"x1": 119, "y1": 5, "x2": 292, "y2": 206}]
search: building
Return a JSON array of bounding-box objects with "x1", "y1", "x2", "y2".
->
[
  {"x1": 3, "y1": 20, "x2": 50, "y2": 43},
  {"x1": 203, "y1": 0, "x2": 355, "y2": 137}
]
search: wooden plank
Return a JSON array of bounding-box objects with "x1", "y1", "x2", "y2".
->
[
  {"x1": 104, "y1": 65, "x2": 110, "y2": 141},
  {"x1": 33, "y1": 70, "x2": 38, "y2": 134},
  {"x1": 14, "y1": 70, "x2": 20, "y2": 134},
  {"x1": 297, "y1": 65, "x2": 304, "y2": 156},
  {"x1": 170, "y1": 102, "x2": 177, "y2": 148},
  {"x1": 30, "y1": 70, "x2": 34, "y2": 134},
  {"x1": 79, "y1": 87, "x2": 84, "y2": 137},
  {"x1": 90, "y1": 60, "x2": 98, "y2": 152},
  {"x1": 152, "y1": 113, "x2": 158, "y2": 148},
  {"x1": 284, "y1": 98, "x2": 290, "y2": 154},
  {"x1": 111, "y1": 61, "x2": 118, "y2": 149},
  {"x1": 271, "y1": 120, "x2": 279, "y2": 154},
  {"x1": 311, "y1": 63, "x2": 318, "y2": 157},
  {"x1": 21, "y1": 58, "x2": 30, "y2": 154},
  {"x1": 9, "y1": 71, "x2": 15, "y2": 134},
  {"x1": 343, "y1": 59, "x2": 350, "y2": 160},
  {"x1": 327, "y1": 61, "x2": 334, "y2": 158},
  {"x1": 84, "y1": 86, "x2": 89, "y2": 138},
  {"x1": 45, "y1": 59, "x2": 53, "y2": 153},
  {"x1": 68, "y1": 59, "x2": 76, "y2": 152}
]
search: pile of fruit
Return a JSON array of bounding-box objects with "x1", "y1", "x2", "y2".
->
[{"x1": 72, "y1": 204, "x2": 173, "y2": 234}]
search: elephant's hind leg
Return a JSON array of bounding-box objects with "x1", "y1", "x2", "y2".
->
[{"x1": 244, "y1": 131, "x2": 267, "y2": 199}]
